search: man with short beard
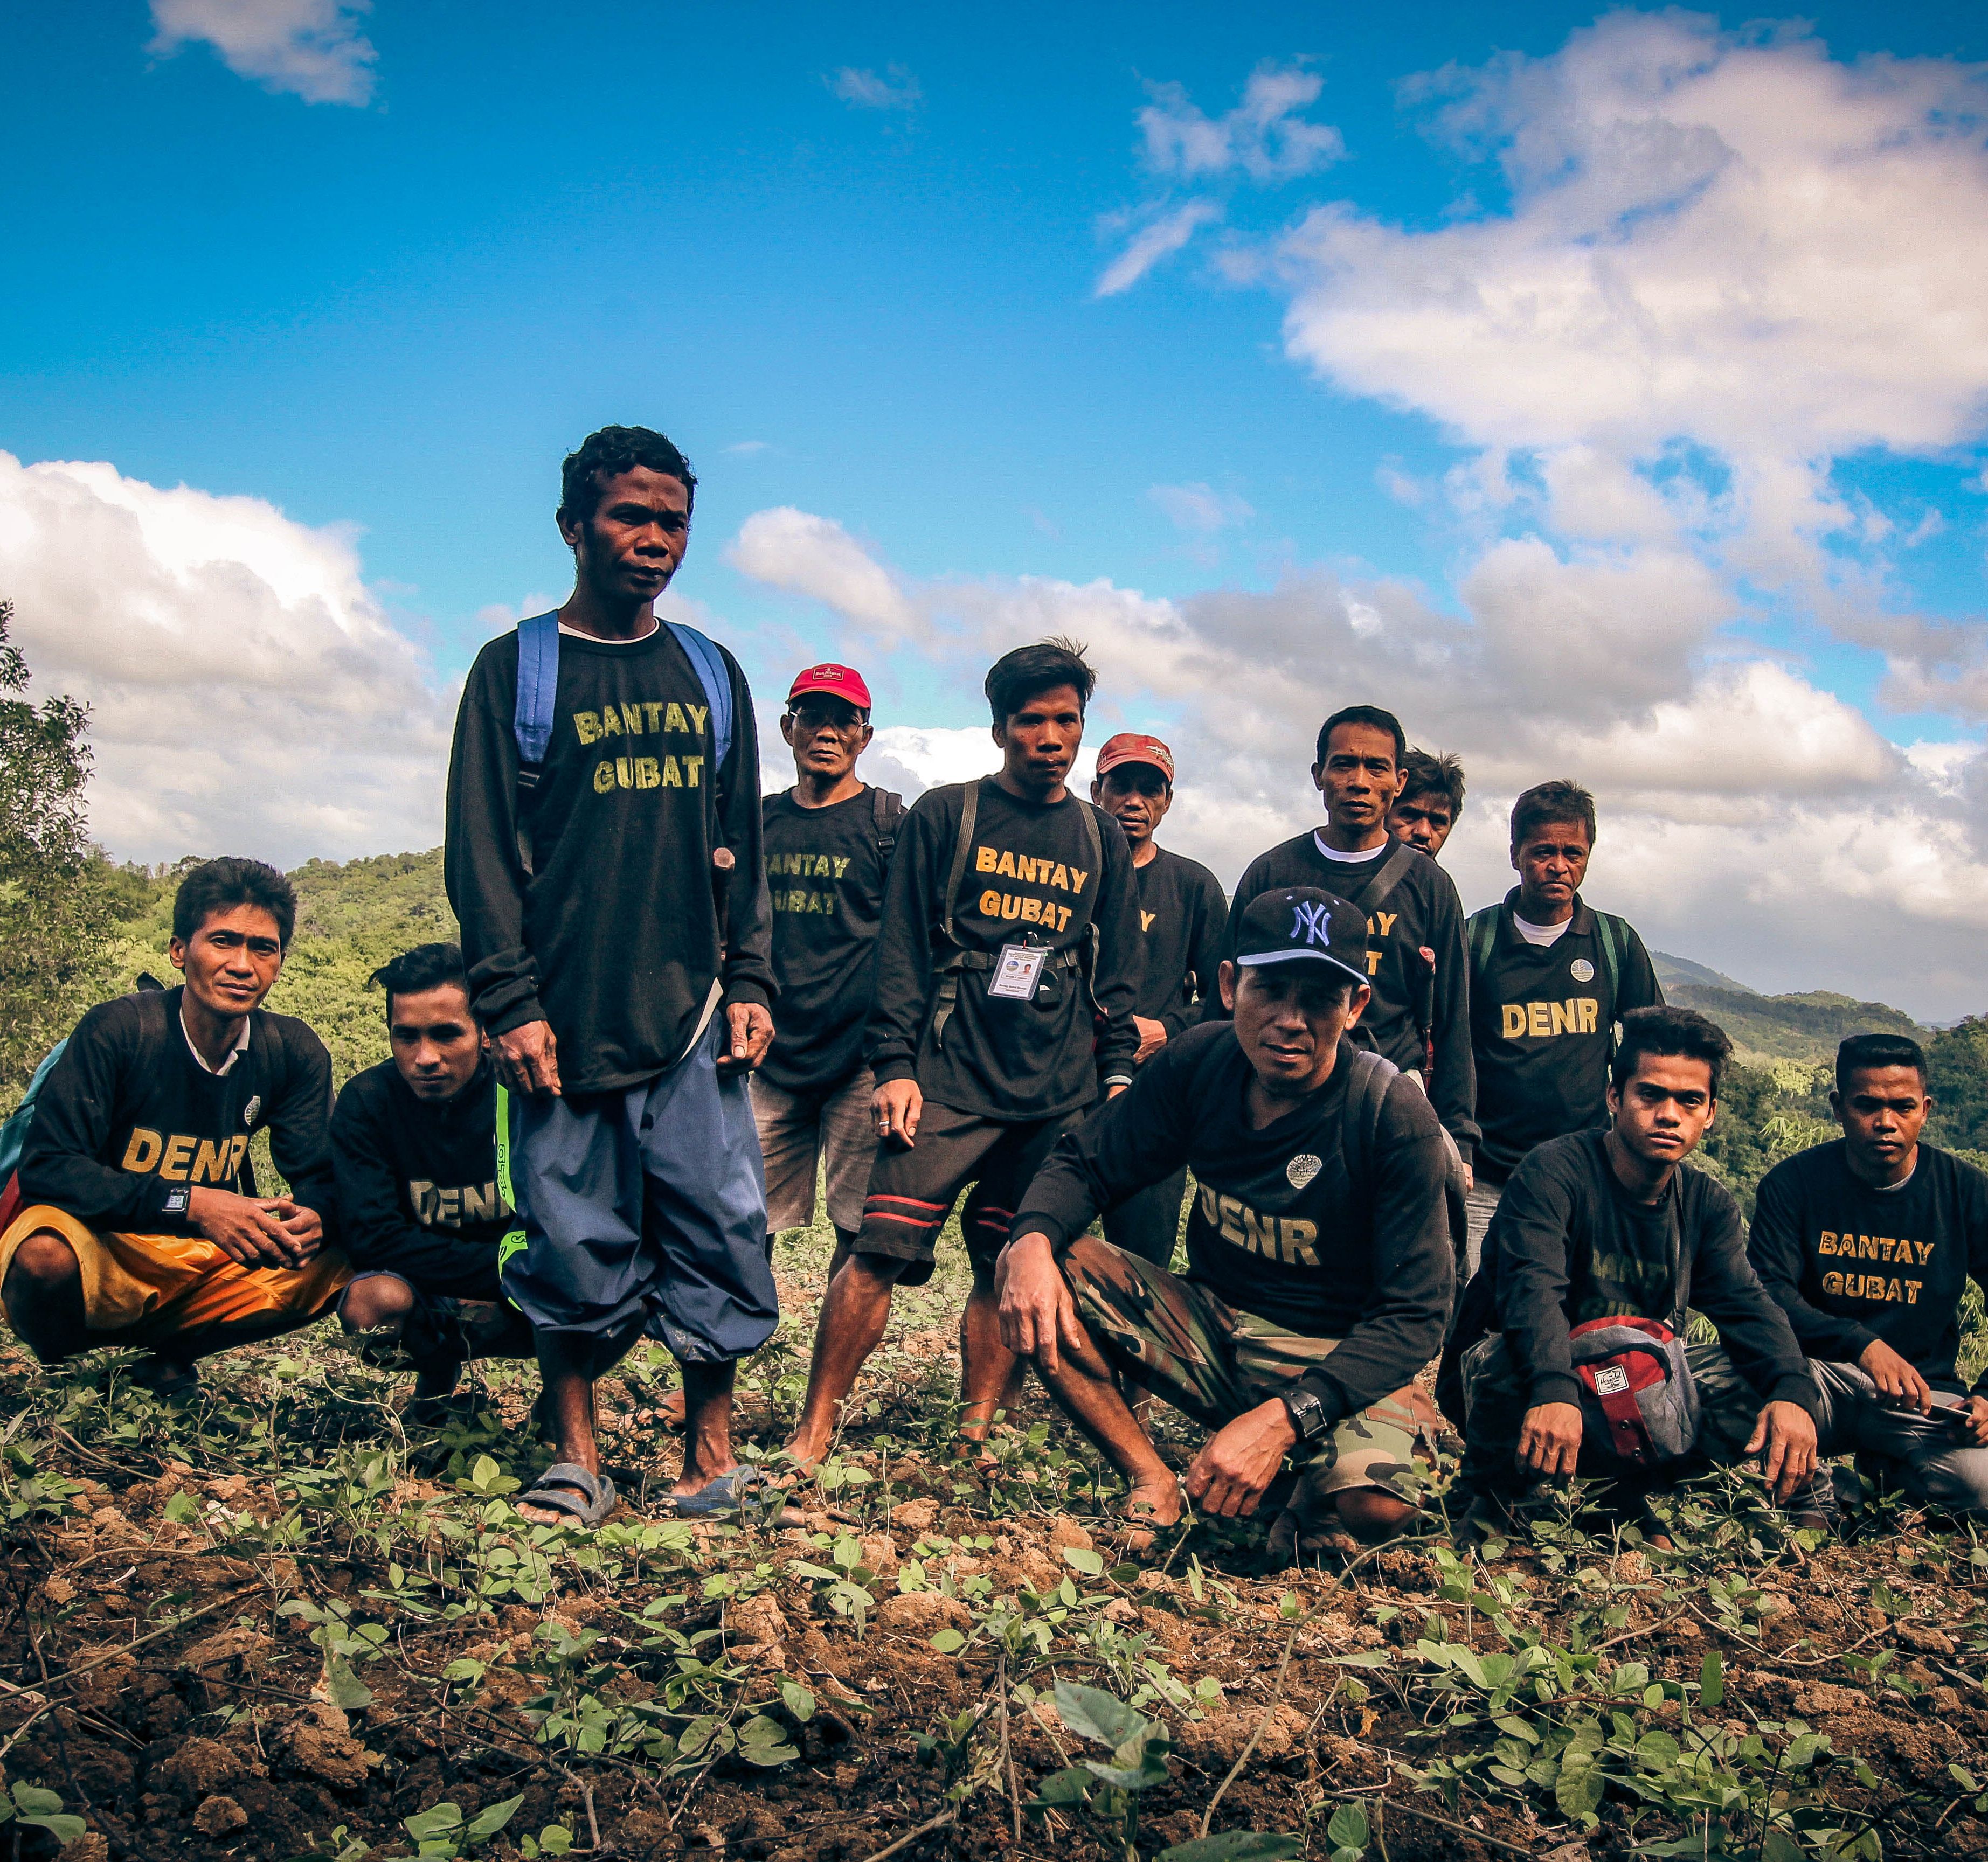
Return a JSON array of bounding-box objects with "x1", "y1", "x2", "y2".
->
[
  {"x1": 1089, "y1": 732, "x2": 1227, "y2": 1267},
  {"x1": 1749, "y1": 1032, "x2": 1988, "y2": 1521}
]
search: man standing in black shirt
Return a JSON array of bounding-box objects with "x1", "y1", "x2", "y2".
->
[
  {"x1": 1089, "y1": 731, "x2": 1228, "y2": 1266},
  {"x1": 1213, "y1": 706, "x2": 1478, "y2": 1170},
  {"x1": 0, "y1": 859, "x2": 344, "y2": 1396},
  {"x1": 1386, "y1": 748, "x2": 1466, "y2": 860},
  {"x1": 1464, "y1": 780, "x2": 1663, "y2": 1276},
  {"x1": 784, "y1": 638, "x2": 1141, "y2": 1471},
  {"x1": 1447, "y1": 1006, "x2": 1818, "y2": 1522},
  {"x1": 996, "y1": 888, "x2": 1452, "y2": 1558},
  {"x1": 446, "y1": 425, "x2": 779, "y2": 1528},
  {"x1": 754, "y1": 662, "x2": 901, "y2": 1266},
  {"x1": 1750, "y1": 1033, "x2": 1988, "y2": 1520},
  {"x1": 331, "y1": 944, "x2": 533, "y2": 1413}
]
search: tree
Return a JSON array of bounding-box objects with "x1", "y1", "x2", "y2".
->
[{"x1": 0, "y1": 599, "x2": 117, "y2": 1103}]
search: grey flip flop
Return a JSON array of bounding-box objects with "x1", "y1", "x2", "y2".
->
[
  {"x1": 666, "y1": 1466, "x2": 788, "y2": 1523},
  {"x1": 519, "y1": 1462, "x2": 618, "y2": 1528}
]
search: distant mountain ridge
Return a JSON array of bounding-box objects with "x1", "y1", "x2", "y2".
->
[
  {"x1": 1646, "y1": 950, "x2": 1925, "y2": 1067},
  {"x1": 1651, "y1": 950, "x2": 1757, "y2": 995}
]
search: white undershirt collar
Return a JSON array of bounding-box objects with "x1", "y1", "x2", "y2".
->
[
  {"x1": 182, "y1": 1005, "x2": 251, "y2": 1077},
  {"x1": 1512, "y1": 911, "x2": 1574, "y2": 948},
  {"x1": 558, "y1": 618, "x2": 661, "y2": 647},
  {"x1": 1311, "y1": 830, "x2": 1388, "y2": 865}
]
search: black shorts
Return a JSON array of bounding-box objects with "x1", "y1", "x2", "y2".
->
[{"x1": 856, "y1": 1100, "x2": 1090, "y2": 1286}]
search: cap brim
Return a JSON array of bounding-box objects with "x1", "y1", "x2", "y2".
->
[{"x1": 1232, "y1": 948, "x2": 1368, "y2": 985}]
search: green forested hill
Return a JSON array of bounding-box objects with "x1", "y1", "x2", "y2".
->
[{"x1": 1668, "y1": 983, "x2": 1925, "y2": 1065}]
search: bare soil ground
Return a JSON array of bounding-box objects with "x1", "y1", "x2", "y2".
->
[{"x1": 3, "y1": 1224, "x2": 1987, "y2": 1862}]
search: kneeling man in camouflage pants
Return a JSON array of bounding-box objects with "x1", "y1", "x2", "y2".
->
[{"x1": 996, "y1": 888, "x2": 1456, "y2": 1560}]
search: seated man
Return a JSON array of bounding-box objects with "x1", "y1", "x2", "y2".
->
[
  {"x1": 331, "y1": 943, "x2": 535, "y2": 1413},
  {"x1": 1446, "y1": 1005, "x2": 1819, "y2": 1527},
  {"x1": 1749, "y1": 1033, "x2": 1988, "y2": 1521},
  {"x1": 0, "y1": 858, "x2": 345, "y2": 1396},
  {"x1": 996, "y1": 887, "x2": 1455, "y2": 1559}
]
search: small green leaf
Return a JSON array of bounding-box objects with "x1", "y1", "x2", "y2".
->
[
  {"x1": 1555, "y1": 1763, "x2": 1606, "y2": 1822},
  {"x1": 1951, "y1": 1763, "x2": 1982, "y2": 1791},
  {"x1": 325, "y1": 1662, "x2": 375, "y2": 1710},
  {"x1": 1326, "y1": 1804, "x2": 1369, "y2": 1851},
  {"x1": 164, "y1": 1490, "x2": 199, "y2": 1523},
  {"x1": 1157, "y1": 1835, "x2": 1304, "y2": 1862},
  {"x1": 1027, "y1": 1767, "x2": 1095, "y2": 1812},
  {"x1": 18, "y1": 1814, "x2": 86, "y2": 1844},
  {"x1": 1760, "y1": 1829, "x2": 1804, "y2": 1862},
  {"x1": 781, "y1": 1679, "x2": 816, "y2": 1722},
  {"x1": 1699, "y1": 1649, "x2": 1724, "y2": 1708},
  {"x1": 466, "y1": 1794, "x2": 524, "y2": 1843},
  {"x1": 537, "y1": 1828, "x2": 575, "y2": 1858},
  {"x1": 930, "y1": 1628, "x2": 967, "y2": 1654},
  {"x1": 10, "y1": 1787, "x2": 64, "y2": 1817},
  {"x1": 1055, "y1": 1678, "x2": 1148, "y2": 1749},
  {"x1": 1062, "y1": 1546, "x2": 1105, "y2": 1577},
  {"x1": 405, "y1": 1802, "x2": 466, "y2": 1840}
]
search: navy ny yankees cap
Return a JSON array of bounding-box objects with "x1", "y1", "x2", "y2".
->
[{"x1": 1232, "y1": 887, "x2": 1369, "y2": 985}]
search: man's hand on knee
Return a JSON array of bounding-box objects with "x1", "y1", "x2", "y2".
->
[
  {"x1": 1859, "y1": 1338, "x2": 1932, "y2": 1414},
  {"x1": 1746, "y1": 1400, "x2": 1819, "y2": 1503},
  {"x1": 1965, "y1": 1395, "x2": 1988, "y2": 1447},
  {"x1": 995, "y1": 1231, "x2": 1086, "y2": 1373},
  {"x1": 1517, "y1": 1401, "x2": 1584, "y2": 1480},
  {"x1": 1186, "y1": 1399, "x2": 1296, "y2": 1519},
  {"x1": 188, "y1": 1188, "x2": 302, "y2": 1268}
]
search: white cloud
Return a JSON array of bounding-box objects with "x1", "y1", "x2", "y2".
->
[
  {"x1": 1139, "y1": 62, "x2": 1345, "y2": 182},
  {"x1": 0, "y1": 454, "x2": 446, "y2": 865},
  {"x1": 1095, "y1": 199, "x2": 1223, "y2": 298},
  {"x1": 827, "y1": 65, "x2": 920, "y2": 112},
  {"x1": 724, "y1": 441, "x2": 771, "y2": 457},
  {"x1": 726, "y1": 508, "x2": 923, "y2": 641},
  {"x1": 1148, "y1": 482, "x2": 1253, "y2": 535},
  {"x1": 148, "y1": 0, "x2": 377, "y2": 106},
  {"x1": 727, "y1": 500, "x2": 1988, "y2": 1017}
]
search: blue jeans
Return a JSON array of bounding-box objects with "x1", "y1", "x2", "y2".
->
[{"x1": 503, "y1": 1014, "x2": 779, "y2": 1374}]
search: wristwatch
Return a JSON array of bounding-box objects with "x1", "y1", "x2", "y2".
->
[{"x1": 1281, "y1": 1386, "x2": 1330, "y2": 1443}]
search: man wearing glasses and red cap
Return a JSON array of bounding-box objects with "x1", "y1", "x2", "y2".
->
[
  {"x1": 754, "y1": 664, "x2": 904, "y2": 1271},
  {"x1": 1090, "y1": 733, "x2": 1228, "y2": 1268}
]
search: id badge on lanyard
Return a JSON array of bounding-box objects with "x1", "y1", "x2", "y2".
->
[{"x1": 988, "y1": 943, "x2": 1048, "y2": 1001}]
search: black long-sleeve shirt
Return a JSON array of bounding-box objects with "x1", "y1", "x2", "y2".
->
[
  {"x1": 19, "y1": 986, "x2": 335, "y2": 1234},
  {"x1": 331, "y1": 1060, "x2": 511, "y2": 1298},
  {"x1": 1469, "y1": 893, "x2": 1664, "y2": 1181},
  {"x1": 1131, "y1": 847, "x2": 1229, "y2": 1038},
  {"x1": 445, "y1": 623, "x2": 772, "y2": 1094},
  {"x1": 1749, "y1": 1140, "x2": 1988, "y2": 1396},
  {"x1": 1483, "y1": 1130, "x2": 1815, "y2": 1415},
  {"x1": 1208, "y1": 832, "x2": 1478, "y2": 1161},
  {"x1": 865, "y1": 778, "x2": 1140, "y2": 1120},
  {"x1": 1013, "y1": 1023, "x2": 1453, "y2": 1426}
]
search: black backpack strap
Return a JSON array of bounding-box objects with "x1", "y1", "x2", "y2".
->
[
  {"x1": 1465, "y1": 904, "x2": 1500, "y2": 984},
  {"x1": 929, "y1": 782, "x2": 982, "y2": 1050},
  {"x1": 872, "y1": 786, "x2": 906, "y2": 859},
  {"x1": 1341, "y1": 840, "x2": 1419, "y2": 917},
  {"x1": 1337, "y1": 1047, "x2": 1397, "y2": 1191}
]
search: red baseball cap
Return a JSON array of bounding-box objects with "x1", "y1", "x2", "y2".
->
[
  {"x1": 1095, "y1": 732, "x2": 1175, "y2": 783},
  {"x1": 787, "y1": 663, "x2": 873, "y2": 712}
]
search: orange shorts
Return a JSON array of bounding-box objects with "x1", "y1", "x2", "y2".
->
[{"x1": 0, "y1": 1204, "x2": 349, "y2": 1347}]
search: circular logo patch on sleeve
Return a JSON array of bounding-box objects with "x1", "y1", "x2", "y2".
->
[
  {"x1": 1286, "y1": 1153, "x2": 1322, "y2": 1189},
  {"x1": 1570, "y1": 958, "x2": 1595, "y2": 983}
]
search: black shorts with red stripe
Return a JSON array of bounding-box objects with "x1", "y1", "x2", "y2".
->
[{"x1": 856, "y1": 1099, "x2": 1093, "y2": 1286}]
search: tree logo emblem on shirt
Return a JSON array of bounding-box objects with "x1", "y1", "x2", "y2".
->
[
  {"x1": 1570, "y1": 959, "x2": 1595, "y2": 983},
  {"x1": 243, "y1": 1095, "x2": 261, "y2": 1128},
  {"x1": 1286, "y1": 1153, "x2": 1322, "y2": 1189}
]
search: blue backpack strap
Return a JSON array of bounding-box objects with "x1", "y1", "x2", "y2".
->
[
  {"x1": 512, "y1": 613, "x2": 562, "y2": 782},
  {"x1": 664, "y1": 621, "x2": 733, "y2": 774}
]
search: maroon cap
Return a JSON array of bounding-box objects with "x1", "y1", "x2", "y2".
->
[
  {"x1": 1095, "y1": 732, "x2": 1175, "y2": 783},
  {"x1": 787, "y1": 663, "x2": 873, "y2": 711}
]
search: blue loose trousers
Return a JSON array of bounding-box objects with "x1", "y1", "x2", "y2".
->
[{"x1": 502, "y1": 1015, "x2": 779, "y2": 1374}]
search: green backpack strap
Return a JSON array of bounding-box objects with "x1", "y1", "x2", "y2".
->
[
  {"x1": 1465, "y1": 904, "x2": 1500, "y2": 985},
  {"x1": 1590, "y1": 909, "x2": 1625, "y2": 1012}
]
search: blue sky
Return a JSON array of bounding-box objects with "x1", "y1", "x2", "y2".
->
[{"x1": 4, "y1": 3, "x2": 1988, "y2": 1010}]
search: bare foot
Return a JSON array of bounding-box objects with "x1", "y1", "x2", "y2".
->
[{"x1": 657, "y1": 1386, "x2": 687, "y2": 1433}]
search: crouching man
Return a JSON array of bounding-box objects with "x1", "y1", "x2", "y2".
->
[
  {"x1": 1446, "y1": 1005, "x2": 1819, "y2": 1530},
  {"x1": 1749, "y1": 1033, "x2": 1988, "y2": 1521},
  {"x1": 331, "y1": 943, "x2": 535, "y2": 1413},
  {"x1": 995, "y1": 887, "x2": 1454, "y2": 1560},
  {"x1": 0, "y1": 859, "x2": 346, "y2": 1397}
]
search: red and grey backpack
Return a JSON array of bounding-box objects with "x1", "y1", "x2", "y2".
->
[{"x1": 1567, "y1": 1314, "x2": 1700, "y2": 1464}]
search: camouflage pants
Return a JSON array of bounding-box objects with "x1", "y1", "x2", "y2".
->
[
  {"x1": 1058, "y1": 1234, "x2": 1440, "y2": 1504},
  {"x1": 1457, "y1": 1330, "x2": 1764, "y2": 1493}
]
